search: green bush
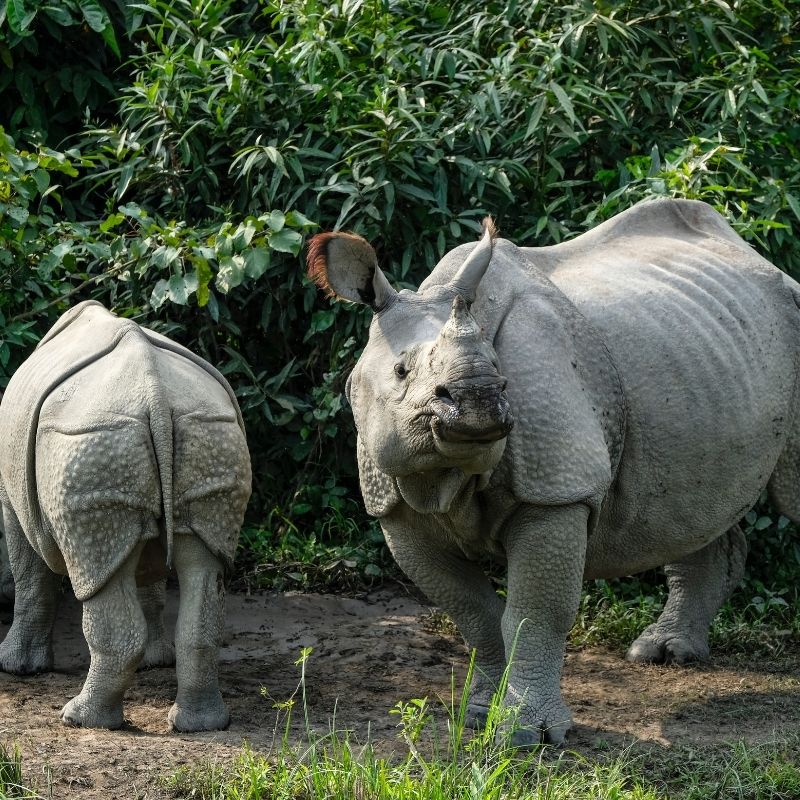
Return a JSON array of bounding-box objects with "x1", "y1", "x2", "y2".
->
[
  {"x1": 0, "y1": 0, "x2": 132, "y2": 145},
  {"x1": 1, "y1": 0, "x2": 799, "y2": 592}
]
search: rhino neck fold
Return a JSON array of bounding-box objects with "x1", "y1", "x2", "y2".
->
[{"x1": 396, "y1": 468, "x2": 476, "y2": 515}]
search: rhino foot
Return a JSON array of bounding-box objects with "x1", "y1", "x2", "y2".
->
[
  {"x1": 0, "y1": 636, "x2": 53, "y2": 675},
  {"x1": 497, "y1": 694, "x2": 572, "y2": 748},
  {"x1": 168, "y1": 694, "x2": 230, "y2": 733},
  {"x1": 140, "y1": 639, "x2": 175, "y2": 670},
  {"x1": 626, "y1": 625, "x2": 709, "y2": 665},
  {"x1": 465, "y1": 703, "x2": 489, "y2": 729},
  {"x1": 61, "y1": 693, "x2": 125, "y2": 729}
]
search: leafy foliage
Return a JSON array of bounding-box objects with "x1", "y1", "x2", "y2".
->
[
  {"x1": 0, "y1": 0, "x2": 132, "y2": 144},
  {"x1": 1, "y1": 0, "x2": 799, "y2": 590}
]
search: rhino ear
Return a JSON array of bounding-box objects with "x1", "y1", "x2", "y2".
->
[
  {"x1": 357, "y1": 435, "x2": 401, "y2": 517},
  {"x1": 307, "y1": 232, "x2": 397, "y2": 311}
]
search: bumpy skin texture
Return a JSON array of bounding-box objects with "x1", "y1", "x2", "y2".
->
[
  {"x1": 0, "y1": 301, "x2": 252, "y2": 731},
  {"x1": 0, "y1": 518, "x2": 14, "y2": 605},
  {"x1": 311, "y1": 198, "x2": 800, "y2": 746}
]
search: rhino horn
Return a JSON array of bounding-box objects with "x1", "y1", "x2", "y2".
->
[
  {"x1": 307, "y1": 231, "x2": 397, "y2": 312},
  {"x1": 439, "y1": 294, "x2": 482, "y2": 343},
  {"x1": 449, "y1": 216, "x2": 497, "y2": 302}
]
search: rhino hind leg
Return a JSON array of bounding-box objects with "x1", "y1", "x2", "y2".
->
[
  {"x1": 767, "y1": 433, "x2": 800, "y2": 524},
  {"x1": 138, "y1": 579, "x2": 175, "y2": 669},
  {"x1": 61, "y1": 542, "x2": 147, "y2": 729},
  {"x1": 626, "y1": 525, "x2": 746, "y2": 665},
  {"x1": 0, "y1": 523, "x2": 14, "y2": 606},
  {"x1": 167, "y1": 533, "x2": 229, "y2": 733},
  {"x1": 0, "y1": 505, "x2": 60, "y2": 674}
]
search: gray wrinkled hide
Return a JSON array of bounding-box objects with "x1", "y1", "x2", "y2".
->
[
  {"x1": 324, "y1": 199, "x2": 800, "y2": 746},
  {"x1": 0, "y1": 301, "x2": 252, "y2": 732},
  {"x1": 0, "y1": 517, "x2": 12, "y2": 604}
]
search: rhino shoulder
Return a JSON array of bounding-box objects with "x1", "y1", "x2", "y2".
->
[{"x1": 492, "y1": 274, "x2": 625, "y2": 515}]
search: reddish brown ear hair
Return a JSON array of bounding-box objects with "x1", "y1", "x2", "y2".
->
[
  {"x1": 306, "y1": 231, "x2": 340, "y2": 298},
  {"x1": 305, "y1": 230, "x2": 396, "y2": 309}
]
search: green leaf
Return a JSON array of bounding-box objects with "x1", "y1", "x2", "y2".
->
[
  {"x1": 168, "y1": 274, "x2": 188, "y2": 305},
  {"x1": 285, "y1": 210, "x2": 316, "y2": 229},
  {"x1": 216, "y1": 254, "x2": 246, "y2": 292},
  {"x1": 786, "y1": 193, "x2": 800, "y2": 224},
  {"x1": 751, "y1": 78, "x2": 768, "y2": 105},
  {"x1": 267, "y1": 209, "x2": 285, "y2": 232},
  {"x1": 100, "y1": 19, "x2": 121, "y2": 58},
  {"x1": 119, "y1": 203, "x2": 144, "y2": 219},
  {"x1": 232, "y1": 219, "x2": 257, "y2": 250},
  {"x1": 245, "y1": 247, "x2": 269, "y2": 279},
  {"x1": 116, "y1": 162, "x2": 135, "y2": 199},
  {"x1": 549, "y1": 81, "x2": 577, "y2": 126},
  {"x1": 268, "y1": 228, "x2": 302, "y2": 255},
  {"x1": 7, "y1": 205, "x2": 29, "y2": 225},
  {"x1": 31, "y1": 168, "x2": 49, "y2": 194},
  {"x1": 195, "y1": 260, "x2": 212, "y2": 307},
  {"x1": 99, "y1": 212, "x2": 125, "y2": 233},
  {"x1": 150, "y1": 278, "x2": 169, "y2": 309},
  {"x1": 41, "y1": 4, "x2": 74, "y2": 25},
  {"x1": 6, "y1": 0, "x2": 37, "y2": 35},
  {"x1": 79, "y1": 0, "x2": 110, "y2": 33}
]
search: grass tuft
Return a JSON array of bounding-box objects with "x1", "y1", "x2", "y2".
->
[{"x1": 0, "y1": 743, "x2": 42, "y2": 800}]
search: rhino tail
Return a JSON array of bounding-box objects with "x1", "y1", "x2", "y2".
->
[{"x1": 136, "y1": 331, "x2": 175, "y2": 568}]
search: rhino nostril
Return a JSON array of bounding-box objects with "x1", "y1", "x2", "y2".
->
[{"x1": 435, "y1": 385, "x2": 455, "y2": 404}]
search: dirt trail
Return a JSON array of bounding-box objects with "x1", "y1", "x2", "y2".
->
[{"x1": 1, "y1": 586, "x2": 799, "y2": 799}]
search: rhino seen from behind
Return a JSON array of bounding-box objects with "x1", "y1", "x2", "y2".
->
[
  {"x1": 308, "y1": 198, "x2": 800, "y2": 745},
  {"x1": 0, "y1": 301, "x2": 251, "y2": 732}
]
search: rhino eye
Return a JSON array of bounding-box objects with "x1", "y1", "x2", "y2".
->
[{"x1": 394, "y1": 363, "x2": 408, "y2": 378}]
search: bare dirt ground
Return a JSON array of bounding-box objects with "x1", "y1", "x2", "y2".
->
[{"x1": 1, "y1": 585, "x2": 799, "y2": 799}]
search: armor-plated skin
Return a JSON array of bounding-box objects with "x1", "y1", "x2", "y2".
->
[
  {"x1": 308, "y1": 199, "x2": 800, "y2": 745},
  {"x1": 0, "y1": 301, "x2": 252, "y2": 732}
]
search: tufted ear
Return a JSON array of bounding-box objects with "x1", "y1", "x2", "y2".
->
[
  {"x1": 307, "y1": 231, "x2": 397, "y2": 311},
  {"x1": 357, "y1": 435, "x2": 401, "y2": 517}
]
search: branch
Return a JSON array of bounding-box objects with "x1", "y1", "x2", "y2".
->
[{"x1": 8, "y1": 262, "x2": 132, "y2": 325}]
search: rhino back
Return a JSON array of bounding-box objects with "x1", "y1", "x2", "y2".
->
[{"x1": 542, "y1": 219, "x2": 800, "y2": 574}]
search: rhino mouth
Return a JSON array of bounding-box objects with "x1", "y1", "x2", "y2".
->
[
  {"x1": 429, "y1": 392, "x2": 514, "y2": 445},
  {"x1": 432, "y1": 417, "x2": 512, "y2": 444}
]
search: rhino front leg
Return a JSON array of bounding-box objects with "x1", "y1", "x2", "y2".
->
[
  {"x1": 0, "y1": 505, "x2": 60, "y2": 674},
  {"x1": 167, "y1": 534, "x2": 229, "y2": 732},
  {"x1": 501, "y1": 504, "x2": 589, "y2": 747},
  {"x1": 381, "y1": 508, "x2": 506, "y2": 728},
  {"x1": 62, "y1": 542, "x2": 147, "y2": 729},
  {"x1": 138, "y1": 579, "x2": 175, "y2": 669},
  {"x1": 627, "y1": 525, "x2": 747, "y2": 664}
]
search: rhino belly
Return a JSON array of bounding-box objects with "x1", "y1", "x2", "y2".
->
[{"x1": 558, "y1": 244, "x2": 800, "y2": 577}]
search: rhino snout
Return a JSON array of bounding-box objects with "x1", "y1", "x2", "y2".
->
[{"x1": 430, "y1": 383, "x2": 514, "y2": 443}]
